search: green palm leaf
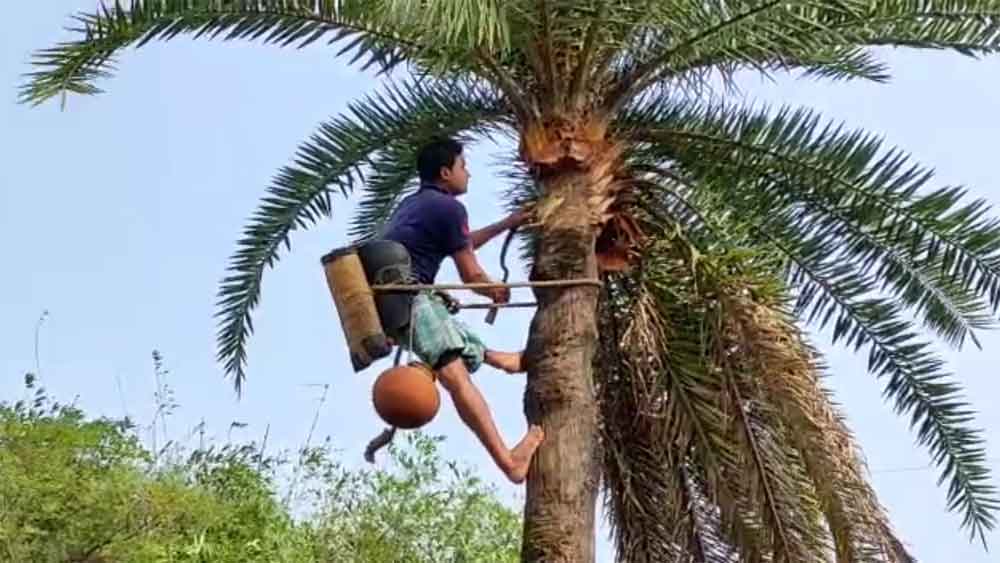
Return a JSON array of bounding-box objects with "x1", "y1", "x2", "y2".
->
[
  {"x1": 607, "y1": 1, "x2": 883, "y2": 106},
  {"x1": 375, "y1": 0, "x2": 513, "y2": 53},
  {"x1": 216, "y1": 80, "x2": 507, "y2": 393},
  {"x1": 852, "y1": 1, "x2": 1000, "y2": 55},
  {"x1": 346, "y1": 148, "x2": 421, "y2": 243},
  {"x1": 609, "y1": 1, "x2": 1000, "y2": 108},
  {"x1": 19, "y1": 0, "x2": 419, "y2": 107},
  {"x1": 622, "y1": 101, "x2": 1000, "y2": 348},
  {"x1": 618, "y1": 100, "x2": 1000, "y2": 541}
]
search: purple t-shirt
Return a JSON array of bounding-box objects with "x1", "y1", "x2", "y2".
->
[{"x1": 382, "y1": 184, "x2": 470, "y2": 283}]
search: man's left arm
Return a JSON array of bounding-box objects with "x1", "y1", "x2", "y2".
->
[{"x1": 468, "y1": 210, "x2": 528, "y2": 250}]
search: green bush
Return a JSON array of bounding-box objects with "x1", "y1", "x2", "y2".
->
[{"x1": 0, "y1": 373, "x2": 520, "y2": 562}]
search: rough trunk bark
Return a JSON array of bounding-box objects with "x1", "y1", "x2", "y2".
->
[{"x1": 521, "y1": 169, "x2": 602, "y2": 563}]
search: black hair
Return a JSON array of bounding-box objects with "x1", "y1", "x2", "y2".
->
[{"x1": 416, "y1": 138, "x2": 464, "y2": 183}]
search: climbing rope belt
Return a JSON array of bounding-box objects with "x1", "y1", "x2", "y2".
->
[
  {"x1": 369, "y1": 278, "x2": 603, "y2": 308},
  {"x1": 370, "y1": 279, "x2": 604, "y2": 292}
]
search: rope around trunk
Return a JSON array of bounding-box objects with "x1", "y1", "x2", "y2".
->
[{"x1": 371, "y1": 278, "x2": 603, "y2": 292}]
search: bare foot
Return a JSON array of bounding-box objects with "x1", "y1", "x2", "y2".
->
[
  {"x1": 504, "y1": 425, "x2": 545, "y2": 483},
  {"x1": 485, "y1": 350, "x2": 523, "y2": 374}
]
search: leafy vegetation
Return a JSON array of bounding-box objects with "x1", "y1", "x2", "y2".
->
[{"x1": 0, "y1": 371, "x2": 520, "y2": 563}]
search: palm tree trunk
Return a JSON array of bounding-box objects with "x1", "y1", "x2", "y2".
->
[{"x1": 521, "y1": 169, "x2": 602, "y2": 563}]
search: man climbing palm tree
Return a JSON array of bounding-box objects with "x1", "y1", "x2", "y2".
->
[
  {"x1": 27, "y1": 3, "x2": 1000, "y2": 560},
  {"x1": 382, "y1": 138, "x2": 544, "y2": 484}
]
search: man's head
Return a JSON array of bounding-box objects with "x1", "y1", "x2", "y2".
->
[{"x1": 417, "y1": 138, "x2": 470, "y2": 195}]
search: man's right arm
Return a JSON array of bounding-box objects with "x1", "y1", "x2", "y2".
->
[{"x1": 452, "y1": 247, "x2": 509, "y2": 303}]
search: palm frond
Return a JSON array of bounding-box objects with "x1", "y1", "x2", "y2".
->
[
  {"x1": 725, "y1": 390, "x2": 831, "y2": 563},
  {"x1": 20, "y1": 0, "x2": 417, "y2": 107},
  {"x1": 451, "y1": 0, "x2": 653, "y2": 114},
  {"x1": 601, "y1": 235, "x2": 822, "y2": 561},
  {"x1": 376, "y1": 0, "x2": 512, "y2": 54},
  {"x1": 844, "y1": 1, "x2": 1000, "y2": 55},
  {"x1": 704, "y1": 253, "x2": 831, "y2": 563},
  {"x1": 598, "y1": 224, "x2": 924, "y2": 561},
  {"x1": 627, "y1": 171, "x2": 730, "y2": 248},
  {"x1": 524, "y1": 0, "x2": 643, "y2": 111},
  {"x1": 607, "y1": 1, "x2": 1000, "y2": 108},
  {"x1": 725, "y1": 291, "x2": 916, "y2": 563},
  {"x1": 598, "y1": 266, "x2": 764, "y2": 562},
  {"x1": 622, "y1": 100, "x2": 1000, "y2": 349},
  {"x1": 215, "y1": 80, "x2": 508, "y2": 393},
  {"x1": 765, "y1": 214, "x2": 998, "y2": 543},
  {"x1": 680, "y1": 468, "x2": 743, "y2": 563},
  {"x1": 606, "y1": 1, "x2": 882, "y2": 107},
  {"x1": 618, "y1": 99, "x2": 1000, "y2": 541}
]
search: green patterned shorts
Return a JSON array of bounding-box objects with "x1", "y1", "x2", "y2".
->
[{"x1": 397, "y1": 292, "x2": 486, "y2": 373}]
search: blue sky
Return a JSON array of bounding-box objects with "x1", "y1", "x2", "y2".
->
[{"x1": 3, "y1": 3, "x2": 1000, "y2": 561}]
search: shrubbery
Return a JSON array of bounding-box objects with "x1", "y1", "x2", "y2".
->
[{"x1": 0, "y1": 372, "x2": 519, "y2": 563}]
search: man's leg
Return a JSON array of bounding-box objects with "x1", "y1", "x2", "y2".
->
[
  {"x1": 483, "y1": 350, "x2": 523, "y2": 374},
  {"x1": 436, "y1": 355, "x2": 543, "y2": 483}
]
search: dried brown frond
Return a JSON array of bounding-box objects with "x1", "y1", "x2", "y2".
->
[
  {"x1": 597, "y1": 274, "x2": 741, "y2": 562},
  {"x1": 721, "y1": 293, "x2": 916, "y2": 563},
  {"x1": 709, "y1": 304, "x2": 832, "y2": 563},
  {"x1": 597, "y1": 237, "x2": 772, "y2": 562},
  {"x1": 597, "y1": 225, "x2": 916, "y2": 563}
]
